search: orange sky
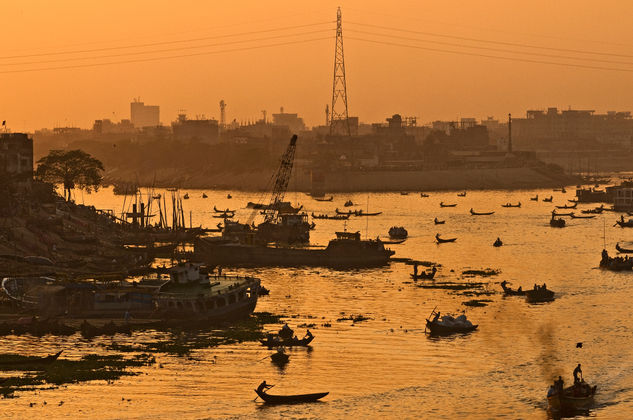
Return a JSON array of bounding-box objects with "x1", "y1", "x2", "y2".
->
[{"x1": 2, "y1": 1, "x2": 633, "y2": 131}]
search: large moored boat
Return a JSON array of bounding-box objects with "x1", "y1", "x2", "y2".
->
[{"x1": 194, "y1": 231, "x2": 395, "y2": 268}]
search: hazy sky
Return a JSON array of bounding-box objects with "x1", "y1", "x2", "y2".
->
[{"x1": 2, "y1": 1, "x2": 633, "y2": 131}]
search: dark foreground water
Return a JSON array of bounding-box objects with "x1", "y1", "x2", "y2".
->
[{"x1": 3, "y1": 187, "x2": 633, "y2": 419}]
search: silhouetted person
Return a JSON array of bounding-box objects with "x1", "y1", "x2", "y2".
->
[
  {"x1": 573, "y1": 364, "x2": 583, "y2": 384},
  {"x1": 257, "y1": 380, "x2": 273, "y2": 393},
  {"x1": 554, "y1": 376, "x2": 564, "y2": 392},
  {"x1": 432, "y1": 311, "x2": 440, "y2": 323}
]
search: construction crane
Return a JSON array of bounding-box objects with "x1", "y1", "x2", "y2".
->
[{"x1": 263, "y1": 134, "x2": 298, "y2": 224}]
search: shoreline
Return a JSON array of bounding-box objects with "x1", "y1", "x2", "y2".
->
[{"x1": 103, "y1": 166, "x2": 583, "y2": 192}]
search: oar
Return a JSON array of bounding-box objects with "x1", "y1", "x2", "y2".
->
[{"x1": 254, "y1": 384, "x2": 275, "y2": 401}]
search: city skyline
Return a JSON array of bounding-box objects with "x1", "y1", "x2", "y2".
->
[{"x1": 2, "y1": 1, "x2": 633, "y2": 131}]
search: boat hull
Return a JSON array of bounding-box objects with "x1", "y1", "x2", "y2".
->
[
  {"x1": 255, "y1": 389, "x2": 328, "y2": 404},
  {"x1": 195, "y1": 239, "x2": 394, "y2": 268}
]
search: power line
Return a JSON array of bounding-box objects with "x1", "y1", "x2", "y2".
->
[
  {"x1": 344, "y1": 6, "x2": 633, "y2": 50},
  {"x1": 0, "y1": 29, "x2": 334, "y2": 67},
  {"x1": 0, "y1": 37, "x2": 331, "y2": 74},
  {"x1": 347, "y1": 21, "x2": 633, "y2": 59},
  {"x1": 0, "y1": 21, "x2": 334, "y2": 60},
  {"x1": 346, "y1": 36, "x2": 633, "y2": 73},
  {"x1": 346, "y1": 29, "x2": 633, "y2": 67}
]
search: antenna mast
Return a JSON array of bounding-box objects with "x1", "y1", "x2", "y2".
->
[{"x1": 330, "y1": 7, "x2": 351, "y2": 136}]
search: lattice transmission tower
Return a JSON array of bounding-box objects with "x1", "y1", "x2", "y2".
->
[{"x1": 330, "y1": 7, "x2": 351, "y2": 136}]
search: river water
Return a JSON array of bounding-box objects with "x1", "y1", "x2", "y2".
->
[{"x1": 4, "y1": 187, "x2": 633, "y2": 419}]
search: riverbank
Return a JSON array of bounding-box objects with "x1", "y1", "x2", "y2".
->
[{"x1": 104, "y1": 165, "x2": 581, "y2": 192}]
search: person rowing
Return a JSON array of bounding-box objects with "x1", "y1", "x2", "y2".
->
[{"x1": 257, "y1": 380, "x2": 274, "y2": 394}]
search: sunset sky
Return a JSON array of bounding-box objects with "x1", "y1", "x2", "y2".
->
[{"x1": 2, "y1": 1, "x2": 633, "y2": 131}]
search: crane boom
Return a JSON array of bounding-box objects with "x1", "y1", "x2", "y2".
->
[{"x1": 263, "y1": 134, "x2": 298, "y2": 223}]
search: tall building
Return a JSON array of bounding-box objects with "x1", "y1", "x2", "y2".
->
[
  {"x1": 171, "y1": 114, "x2": 219, "y2": 143},
  {"x1": 130, "y1": 99, "x2": 160, "y2": 128},
  {"x1": 272, "y1": 108, "x2": 306, "y2": 133}
]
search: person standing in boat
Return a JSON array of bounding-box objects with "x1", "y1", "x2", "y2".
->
[
  {"x1": 554, "y1": 375, "x2": 564, "y2": 392},
  {"x1": 573, "y1": 364, "x2": 583, "y2": 384},
  {"x1": 257, "y1": 380, "x2": 274, "y2": 394},
  {"x1": 432, "y1": 311, "x2": 440, "y2": 323}
]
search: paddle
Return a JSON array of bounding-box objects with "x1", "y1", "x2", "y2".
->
[{"x1": 253, "y1": 384, "x2": 274, "y2": 401}]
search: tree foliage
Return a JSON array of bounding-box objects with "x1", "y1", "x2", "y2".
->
[{"x1": 36, "y1": 149, "x2": 104, "y2": 200}]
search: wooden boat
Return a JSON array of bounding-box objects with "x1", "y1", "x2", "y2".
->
[
  {"x1": 500, "y1": 281, "x2": 525, "y2": 296},
  {"x1": 255, "y1": 389, "x2": 329, "y2": 404},
  {"x1": 616, "y1": 242, "x2": 633, "y2": 253},
  {"x1": 388, "y1": 226, "x2": 408, "y2": 239},
  {"x1": 440, "y1": 202, "x2": 457, "y2": 208},
  {"x1": 570, "y1": 213, "x2": 595, "y2": 219},
  {"x1": 270, "y1": 350, "x2": 289, "y2": 365},
  {"x1": 552, "y1": 211, "x2": 573, "y2": 217},
  {"x1": 556, "y1": 203, "x2": 577, "y2": 209},
  {"x1": 314, "y1": 196, "x2": 333, "y2": 202},
  {"x1": 582, "y1": 208, "x2": 603, "y2": 214},
  {"x1": 335, "y1": 208, "x2": 355, "y2": 215},
  {"x1": 548, "y1": 381, "x2": 596, "y2": 413},
  {"x1": 0, "y1": 350, "x2": 63, "y2": 366},
  {"x1": 543, "y1": 196, "x2": 553, "y2": 202},
  {"x1": 435, "y1": 234, "x2": 456, "y2": 244},
  {"x1": 525, "y1": 287, "x2": 555, "y2": 303},
  {"x1": 343, "y1": 200, "x2": 355, "y2": 207},
  {"x1": 616, "y1": 217, "x2": 633, "y2": 228},
  {"x1": 183, "y1": 193, "x2": 190, "y2": 199},
  {"x1": 501, "y1": 202, "x2": 521, "y2": 208},
  {"x1": 214, "y1": 206, "x2": 235, "y2": 213},
  {"x1": 400, "y1": 192, "x2": 409, "y2": 196},
  {"x1": 379, "y1": 238, "x2": 406, "y2": 244},
  {"x1": 227, "y1": 194, "x2": 232, "y2": 199},
  {"x1": 425, "y1": 311, "x2": 478, "y2": 335},
  {"x1": 260, "y1": 335, "x2": 315, "y2": 347},
  {"x1": 470, "y1": 208, "x2": 495, "y2": 216},
  {"x1": 530, "y1": 195, "x2": 538, "y2": 201},
  {"x1": 457, "y1": 192, "x2": 467, "y2": 197},
  {"x1": 311, "y1": 213, "x2": 350, "y2": 220},
  {"x1": 420, "y1": 193, "x2": 429, "y2": 198},
  {"x1": 212, "y1": 213, "x2": 234, "y2": 219},
  {"x1": 202, "y1": 193, "x2": 208, "y2": 198},
  {"x1": 550, "y1": 217, "x2": 566, "y2": 228},
  {"x1": 493, "y1": 238, "x2": 503, "y2": 247},
  {"x1": 352, "y1": 210, "x2": 382, "y2": 217},
  {"x1": 434, "y1": 218, "x2": 445, "y2": 225},
  {"x1": 411, "y1": 266, "x2": 436, "y2": 280}
]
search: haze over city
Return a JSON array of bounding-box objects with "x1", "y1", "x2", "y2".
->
[
  {"x1": 3, "y1": 2, "x2": 633, "y2": 418},
  {"x1": 3, "y1": 1, "x2": 633, "y2": 131}
]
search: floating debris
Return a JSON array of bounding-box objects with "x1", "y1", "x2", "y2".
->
[
  {"x1": 0, "y1": 353, "x2": 155, "y2": 398},
  {"x1": 462, "y1": 299, "x2": 493, "y2": 307},
  {"x1": 461, "y1": 269, "x2": 500, "y2": 277}
]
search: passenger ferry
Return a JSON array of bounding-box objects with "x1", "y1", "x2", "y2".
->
[{"x1": 155, "y1": 262, "x2": 261, "y2": 320}]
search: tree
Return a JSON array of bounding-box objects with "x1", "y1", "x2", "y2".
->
[{"x1": 36, "y1": 150, "x2": 104, "y2": 201}]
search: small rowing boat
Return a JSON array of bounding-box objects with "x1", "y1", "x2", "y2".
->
[
  {"x1": 470, "y1": 208, "x2": 495, "y2": 216},
  {"x1": 440, "y1": 202, "x2": 457, "y2": 208},
  {"x1": 255, "y1": 389, "x2": 329, "y2": 404},
  {"x1": 570, "y1": 213, "x2": 595, "y2": 219},
  {"x1": 314, "y1": 196, "x2": 333, "y2": 202},
  {"x1": 0, "y1": 350, "x2": 63, "y2": 366},
  {"x1": 434, "y1": 218, "x2": 445, "y2": 225},
  {"x1": 435, "y1": 234, "x2": 456, "y2": 244},
  {"x1": 616, "y1": 242, "x2": 633, "y2": 253}
]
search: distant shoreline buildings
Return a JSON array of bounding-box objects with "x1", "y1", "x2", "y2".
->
[{"x1": 27, "y1": 99, "x2": 633, "y2": 174}]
